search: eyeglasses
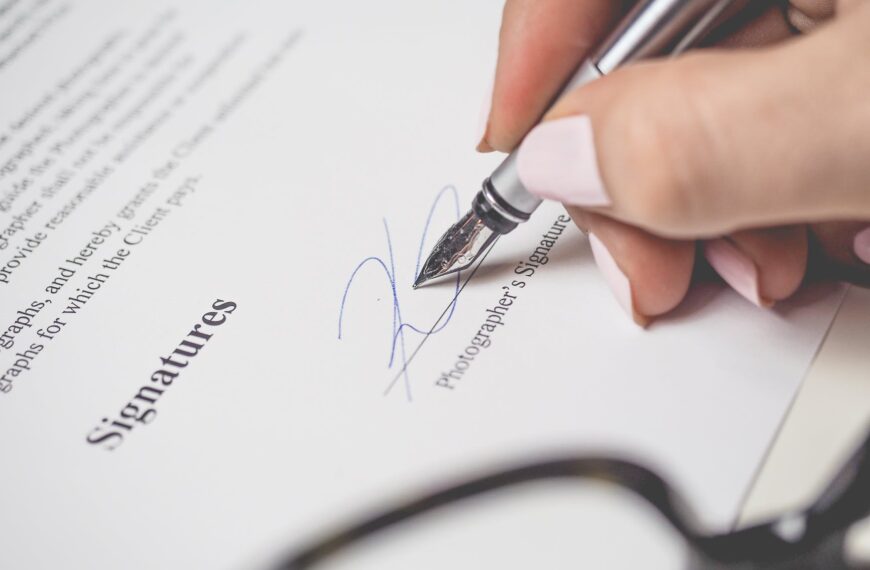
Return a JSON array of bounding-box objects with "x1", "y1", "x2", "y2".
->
[{"x1": 271, "y1": 430, "x2": 870, "y2": 570}]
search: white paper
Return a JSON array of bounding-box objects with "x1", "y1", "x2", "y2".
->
[{"x1": 0, "y1": 1, "x2": 843, "y2": 568}]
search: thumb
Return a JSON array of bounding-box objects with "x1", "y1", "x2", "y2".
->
[{"x1": 515, "y1": 6, "x2": 870, "y2": 239}]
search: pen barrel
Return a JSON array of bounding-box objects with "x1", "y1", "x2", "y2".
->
[{"x1": 593, "y1": 0, "x2": 739, "y2": 73}]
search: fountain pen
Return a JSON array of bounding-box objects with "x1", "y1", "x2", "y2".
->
[{"x1": 414, "y1": 0, "x2": 741, "y2": 288}]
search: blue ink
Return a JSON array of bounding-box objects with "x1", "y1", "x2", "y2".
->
[{"x1": 338, "y1": 186, "x2": 462, "y2": 401}]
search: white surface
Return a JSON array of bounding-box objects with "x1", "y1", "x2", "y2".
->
[{"x1": 0, "y1": 1, "x2": 847, "y2": 568}]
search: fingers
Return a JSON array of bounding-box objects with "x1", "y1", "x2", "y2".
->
[
  {"x1": 704, "y1": 226, "x2": 808, "y2": 307},
  {"x1": 570, "y1": 209, "x2": 695, "y2": 327},
  {"x1": 478, "y1": 0, "x2": 621, "y2": 153},
  {"x1": 579, "y1": 212, "x2": 809, "y2": 321},
  {"x1": 483, "y1": 0, "x2": 860, "y2": 325},
  {"x1": 514, "y1": 7, "x2": 870, "y2": 239},
  {"x1": 557, "y1": 5, "x2": 807, "y2": 317}
]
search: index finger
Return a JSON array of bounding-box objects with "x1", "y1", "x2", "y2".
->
[{"x1": 480, "y1": 0, "x2": 621, "y2": 153}]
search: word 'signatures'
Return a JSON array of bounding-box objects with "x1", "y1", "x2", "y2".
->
[{"x1": 86, "y1": 298, "x2": 237, "y2": 450}]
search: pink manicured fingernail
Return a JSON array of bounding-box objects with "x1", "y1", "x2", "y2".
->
[
  {"x1": 854, "y1": 227, "x2": 870, "y2": 264},
  {"x1": 589, "y1": 234, "x2": 645, "y2": 326},
  {"x1": 476, "y1": 73, "x2": 494, "y2": 152},
  {"x1": 517, "y1": 116, "x2": 610, "y2": 206},
  {"x1": 704, "y1": 239, "x2": 771, "y2": 308}
]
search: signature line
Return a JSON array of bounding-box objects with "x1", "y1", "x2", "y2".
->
[{"x1": 337, "y1": 186, "x2": 464, "y2": 401}]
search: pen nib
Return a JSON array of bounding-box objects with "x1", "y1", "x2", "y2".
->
[{"x1": 413, "y1": 209, "x2": 497, "y2": 288}]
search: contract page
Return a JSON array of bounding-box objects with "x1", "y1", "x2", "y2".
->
[{"x1": 0, "y1": 1, "x2": 843, "y2": 568}]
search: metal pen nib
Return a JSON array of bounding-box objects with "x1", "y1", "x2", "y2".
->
[
  {"x1": 413, "y1": 209, "x2": 497, "y2": 288},
  {"x1": 414, "y1": 175, "x2": 532, "y2": 288}
]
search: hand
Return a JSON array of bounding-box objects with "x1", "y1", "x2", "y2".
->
[{"x1": 479, "y1": 0, "x2": 870, "y2": 326}]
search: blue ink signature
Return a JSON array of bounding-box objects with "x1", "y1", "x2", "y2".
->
[{"x1": 338, "y1": 186, "x2": 462, "y2": 401}]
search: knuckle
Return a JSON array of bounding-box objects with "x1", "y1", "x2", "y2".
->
[{"x1": 608, "y1": 59, "x2": 717, "y2": 235}]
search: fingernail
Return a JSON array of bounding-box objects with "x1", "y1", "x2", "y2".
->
[
  {"x1": 475, "y1": 73, "x2": 494, "y2": 152},
  {"x1": 517, "y1": 116, "x2": 610, "y2": 206},
  {"x1": 854, "y1": 227, "x2": 870, "y2": 264},
  {"x1": 704, "y1": 239, "x2": 773, "y2": 308},
  {"x1": 589, "y1": 234, "x2": 648, "y2": 327}
]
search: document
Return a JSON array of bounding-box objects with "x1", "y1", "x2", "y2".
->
[{"x1": 0, "y1": 1, "x2": 843, "y2": 568}]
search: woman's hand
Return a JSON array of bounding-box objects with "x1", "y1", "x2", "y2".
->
[{"x1": 479, "y1": 0, "x2": 870, "y2": 325}]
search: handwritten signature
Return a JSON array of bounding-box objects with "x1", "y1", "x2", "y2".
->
[{"x1": 338, "y1": 186, "x2": 462, "y2": 401}]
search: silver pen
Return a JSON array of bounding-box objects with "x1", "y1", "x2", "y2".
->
[{"x1": 414, "y1": 0, "x2": 741, "y2": 288}]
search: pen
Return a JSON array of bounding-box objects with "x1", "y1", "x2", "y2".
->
[{"x1": 414, "y1": 0, "x2": 741, "y2": 288}]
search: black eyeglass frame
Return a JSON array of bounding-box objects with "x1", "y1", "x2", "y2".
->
[{"x1": 273, "y1": 429, "x2": 870, "y2": 570}]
